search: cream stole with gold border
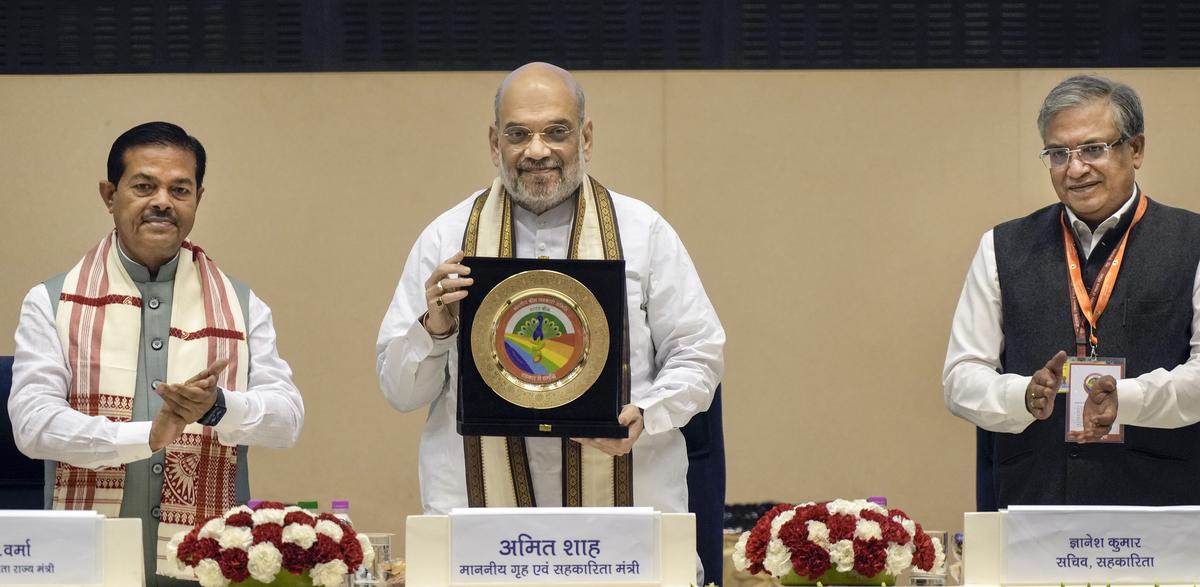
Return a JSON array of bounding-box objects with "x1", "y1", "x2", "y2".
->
[{"x1": 461, "y1": 176, "x2": 633, "y2": 507}]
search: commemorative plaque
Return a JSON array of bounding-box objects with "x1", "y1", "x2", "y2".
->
[{"x1": 457, "y1": 256, "x2": 627, "y2": 438}]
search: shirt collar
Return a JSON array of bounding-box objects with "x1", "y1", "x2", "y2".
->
[
  {"x1": 1063, "y1": 183, "x2": 1140, "y2": 239},
  {"x1": 115, "y1": 236, "x2": 180, "y2": 283}
]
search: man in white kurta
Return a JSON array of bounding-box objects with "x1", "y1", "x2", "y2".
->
[
  {"x1": 8, "y1": 122, "x2": 304, "y2": 586},
  {"x1": 375, "y1": 63, "x2": 724, "y2": 518}
]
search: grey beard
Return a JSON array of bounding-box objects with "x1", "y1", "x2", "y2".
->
[{"x1": 502, "y1": 168, "x2": 584, "y2": 215}]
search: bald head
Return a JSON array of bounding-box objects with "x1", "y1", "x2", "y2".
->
[{"x1": 494, "y1": 62, "x2": 586, "y2": 125}]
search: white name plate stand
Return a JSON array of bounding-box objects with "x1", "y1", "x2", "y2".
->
[
  {"x1": 964, "y1": 508, "x2": 1200, "y2": 586},
  {"x1": 407, "y1": 509, "x2": 696, "y2": 586},
  {"x1": 0, "y1": 512, "x2": 141, "y2": 587}
]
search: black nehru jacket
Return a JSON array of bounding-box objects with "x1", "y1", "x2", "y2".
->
[{"x1": 991, "y1": 194, "x2": 1200, "y2": 507}]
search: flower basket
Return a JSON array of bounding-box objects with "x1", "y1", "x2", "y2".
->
[
  {"x1": 732, "y1": 499, "x2": 943, "y2": 585},
  {"x1": 164, "y1": 501, "x2": 375, "y2": 587},
  {"x1": 779, "y1": 568, "x2": 893, "y2": 585},
  {"x1": 234, "y1": 572, "x2": 313, "y2": 586}
]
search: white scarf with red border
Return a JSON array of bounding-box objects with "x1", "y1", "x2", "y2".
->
[{"x1": 52, "y1": 232, "x2": 248, "y2": 574}]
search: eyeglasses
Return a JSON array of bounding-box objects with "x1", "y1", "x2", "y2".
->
[
  {"x1": 501, "y1": 124, "x2": 575, "y2": 146},
  {"x1": 1039, "y1": 137, "x2": 1127, "y2": 169}
]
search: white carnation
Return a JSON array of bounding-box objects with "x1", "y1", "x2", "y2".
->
[
  {"x1": 884, "y1": 543, "x2": 914, "y2": 576},
  {"x1": 762, "y1": 537, "x2": 793, "y2": 578},
  {"x1": 195, "y1": 559, "x2": 230, "y2": 587},
  {"x1": 854, "y1": 519, "x2": 882, "y2": 541},
  {"x1": 314, "y1": 519, "x2": 345, "y2": 542},
  {"x1": 310, "y1": 559, "x2": 350, "y2": 587},
  {"x1": 861, "y1": 500, "x2": 888, "y2": 516},
  {"x1": 894, "y1": 516, "x2": 916, "y2": 536},
  {"x1": 770, "y1": 509, "x2": 796, "y2": 537},
  {"x1": 731, "y1": 532, "x2": 751, "y2": 572},
  {"x1": 247, "y1": 542, "x2": 283, "y2": 583},
  {"x1": 357, "y1": 533, "x2": 376, "y2": 570},
  {"x1": 252, "y1": 508, "x2": 286, "y2": 526},
  {"x1": 931, "y1": 535, "x2": 946, "y2": 574},
  {"x1": 826, "y1": 499, "x2": 867, "y2": 517},
  {"x1": 828, "y1": 540, "x2": 855, "y2": 573},
  {"x1": 225, "y1": 505, "x2": 254, "y2": 518},
  {"x1": 217, "y1": 526, "x2": 253, "y2": 550},
  {"x1": 284, "y1": 505, "x2": 303, "y2": 513},
  {"x1": 806, "y1": 520, "x2": 830, "y2": 548},
  {"x1": 162, "y1": 531, "x2": 194, "y2": 579},
  {"x1": 199, "y1": 517, "x2": 226, "y2": 540},
  {"x1": 283, "y1": 523, "x2": 318, "y2": 549}
]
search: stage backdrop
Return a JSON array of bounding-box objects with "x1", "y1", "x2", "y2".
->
[{"x1": 3, "y1": 69, "x2": 1200, "y2": 551}]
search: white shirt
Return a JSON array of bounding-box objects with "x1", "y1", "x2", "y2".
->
[
  {"x1": 8, "y1": 284, "x2": 305, "y2": 468},
  {"x1": 376, "y1": 190, "x2": 725, "y2": 514},
  {"x1": 943, "y1": 189, "x2": 1200, "y2": 433}
]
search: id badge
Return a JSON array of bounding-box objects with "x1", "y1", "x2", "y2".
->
[{"x1": 1061, "y1": 357, "x2": 1124, "y2": 443}]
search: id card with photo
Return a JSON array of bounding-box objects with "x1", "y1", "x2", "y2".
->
[{"x1": 1065, "y1": 357, "x2": 1124, "y2": 443}]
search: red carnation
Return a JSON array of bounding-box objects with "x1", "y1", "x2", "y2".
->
[
  {"x1": 252, "y1": 523, "x2": 284, "y2": 547},
  {"x1": 309, "y1": 534, "x2": 342, "y2": 564},
  {"x1": 790, "y1": 540, "x2": 832, "y2": 580},
  {"x1": 340, "y1": 532, "x2": 364, "y2": 570},
  {"x1": 776, "y1": 516, "x2": 810, "y2": 551},
  {"x1": 912, "y1": 527, "x2": 935, "y2": 571},
  {"x1": 745, "y1": 503, "x2": 793, "y2": 574},
  {"x1": 218, "y1": 548, "x2": 250, "y2": 583},
  {"x1": 191, "y1": 538, "x2": 221, "y2": 565},
  {"x1": 255, "y1": 501, "x2": 287, "y2": 511},
  {"x1": 859, "y1": 509, "x2": 887, "y2": 524},
  {"x1": 284, "y1": 511, "x2": 315, "y2": 527},
  {"x1": 281, "y1": 543, "x2": 311, "y2": 574},
  {"x1": 825, "y1": 514, "x2": 857, "y2": 542},
  {"x1": 887, "y1": 507, "x2": 911, "y2": 521},
  {"x1": 317, "y1": 512, "x2": 352, "y2": 530},
  {"x1": 852, "y1": 539, "x2": 887, "y2": 578},
  {"x1": 792, "y1": 503, "x2": 829, "y2": 525},
  {"x1": 225, "y1": 511, "x2": 253, "y2": 528},
  {"x1": 881, "y1": 519, "x2": 909, "y2": 544}
]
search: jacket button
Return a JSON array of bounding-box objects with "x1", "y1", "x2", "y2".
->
[
  {"x1": 1069, "y1": 447, "x2": 1081, "y2": 458},
  {"x1": 148, "y1": 298, "x2": 161, "y2": 310},
  {"x1": 151, "y1": 338, "x2": 163, "y2": 351},
  {"x1": 151, "y1": 507, "x2": 161, "y2": 519},
  {"x1": 152, "y1": 463, "x2": 164, "y2": 475}
]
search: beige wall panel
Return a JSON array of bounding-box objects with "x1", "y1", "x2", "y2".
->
[{"x1": 1, "y1": 69, "x2": 1196, "y2": 555}]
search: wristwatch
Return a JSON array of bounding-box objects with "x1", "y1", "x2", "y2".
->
[{"x1": 197, "y1": 388, "x2": 227, "y2": 427}]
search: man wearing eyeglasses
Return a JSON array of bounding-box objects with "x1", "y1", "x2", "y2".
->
[
  {"x1": 944, "y1": 74, "x2": 1200, "y2": 507},
  {"x1": 376, "y1": 62, "x2": 724, "y2": 528}
]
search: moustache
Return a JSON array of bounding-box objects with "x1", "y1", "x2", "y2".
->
[
  {"x1": 518, "y1": 159, "x2": 561, "y2": 172},
  {"x1": 141, "y1": 213, "x2": 177, "y2": 225}
]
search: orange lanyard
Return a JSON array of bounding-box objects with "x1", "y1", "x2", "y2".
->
[{"x1": 1060, "y1": 193, "x2": 1148, "y2": 357}]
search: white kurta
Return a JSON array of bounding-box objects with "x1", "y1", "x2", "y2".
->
[
  {"x1": 9, "y1": 284, "x2": 305, "y2": 468},
  {"x1": 376, "y1": 190, "x2": 725, "y2": 515},
  {"x1": 943, "y1": 190, "x2": 1200, "y2": 433}
]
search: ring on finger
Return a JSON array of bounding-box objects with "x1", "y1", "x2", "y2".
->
[{"x1": 435, "y1": 295, "x2": 444, "y2": 307}]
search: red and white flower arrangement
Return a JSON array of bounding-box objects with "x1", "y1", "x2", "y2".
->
[
  {"x1": 164, "y1": 501, "x2": 375, "y2": 587},
  {"x1": 731, "y1": 499, "x2": 944, "y2": 582}
]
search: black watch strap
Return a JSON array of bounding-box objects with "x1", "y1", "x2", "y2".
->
[{"x1": 198, "y1": 387, "x2": 227, "y2": 427}]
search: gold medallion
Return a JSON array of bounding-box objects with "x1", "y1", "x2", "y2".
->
[{"x1": 471, "y1": 270, "x2": 609, "y2": 409}]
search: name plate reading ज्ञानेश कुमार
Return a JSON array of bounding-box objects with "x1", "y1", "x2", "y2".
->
[{"x1": 1005, "y1": 505, "x2": 1200, "y2": 584}]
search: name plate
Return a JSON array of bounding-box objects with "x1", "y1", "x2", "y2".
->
[
  {"x1": 0, "y1": 511, "x2": 103, "y2": 585},
  {"x1": 449, "y1": 507, "x2": 659, "y2": 584},
  {"x1": 1006, "y1": 505, "x2": 1200, "y2": 583}
]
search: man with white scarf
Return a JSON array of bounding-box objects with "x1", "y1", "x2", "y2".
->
[
  {"x1": 9, "y1": 122, "x2": 305, "y2": 585},
  {"x1": 376, "y1": 62, "x2": 724, "y2": 575}
]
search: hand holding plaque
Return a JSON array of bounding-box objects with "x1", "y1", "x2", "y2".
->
[{"x1": 423, "y1": 251, "x2": 474, "y2": 336}]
